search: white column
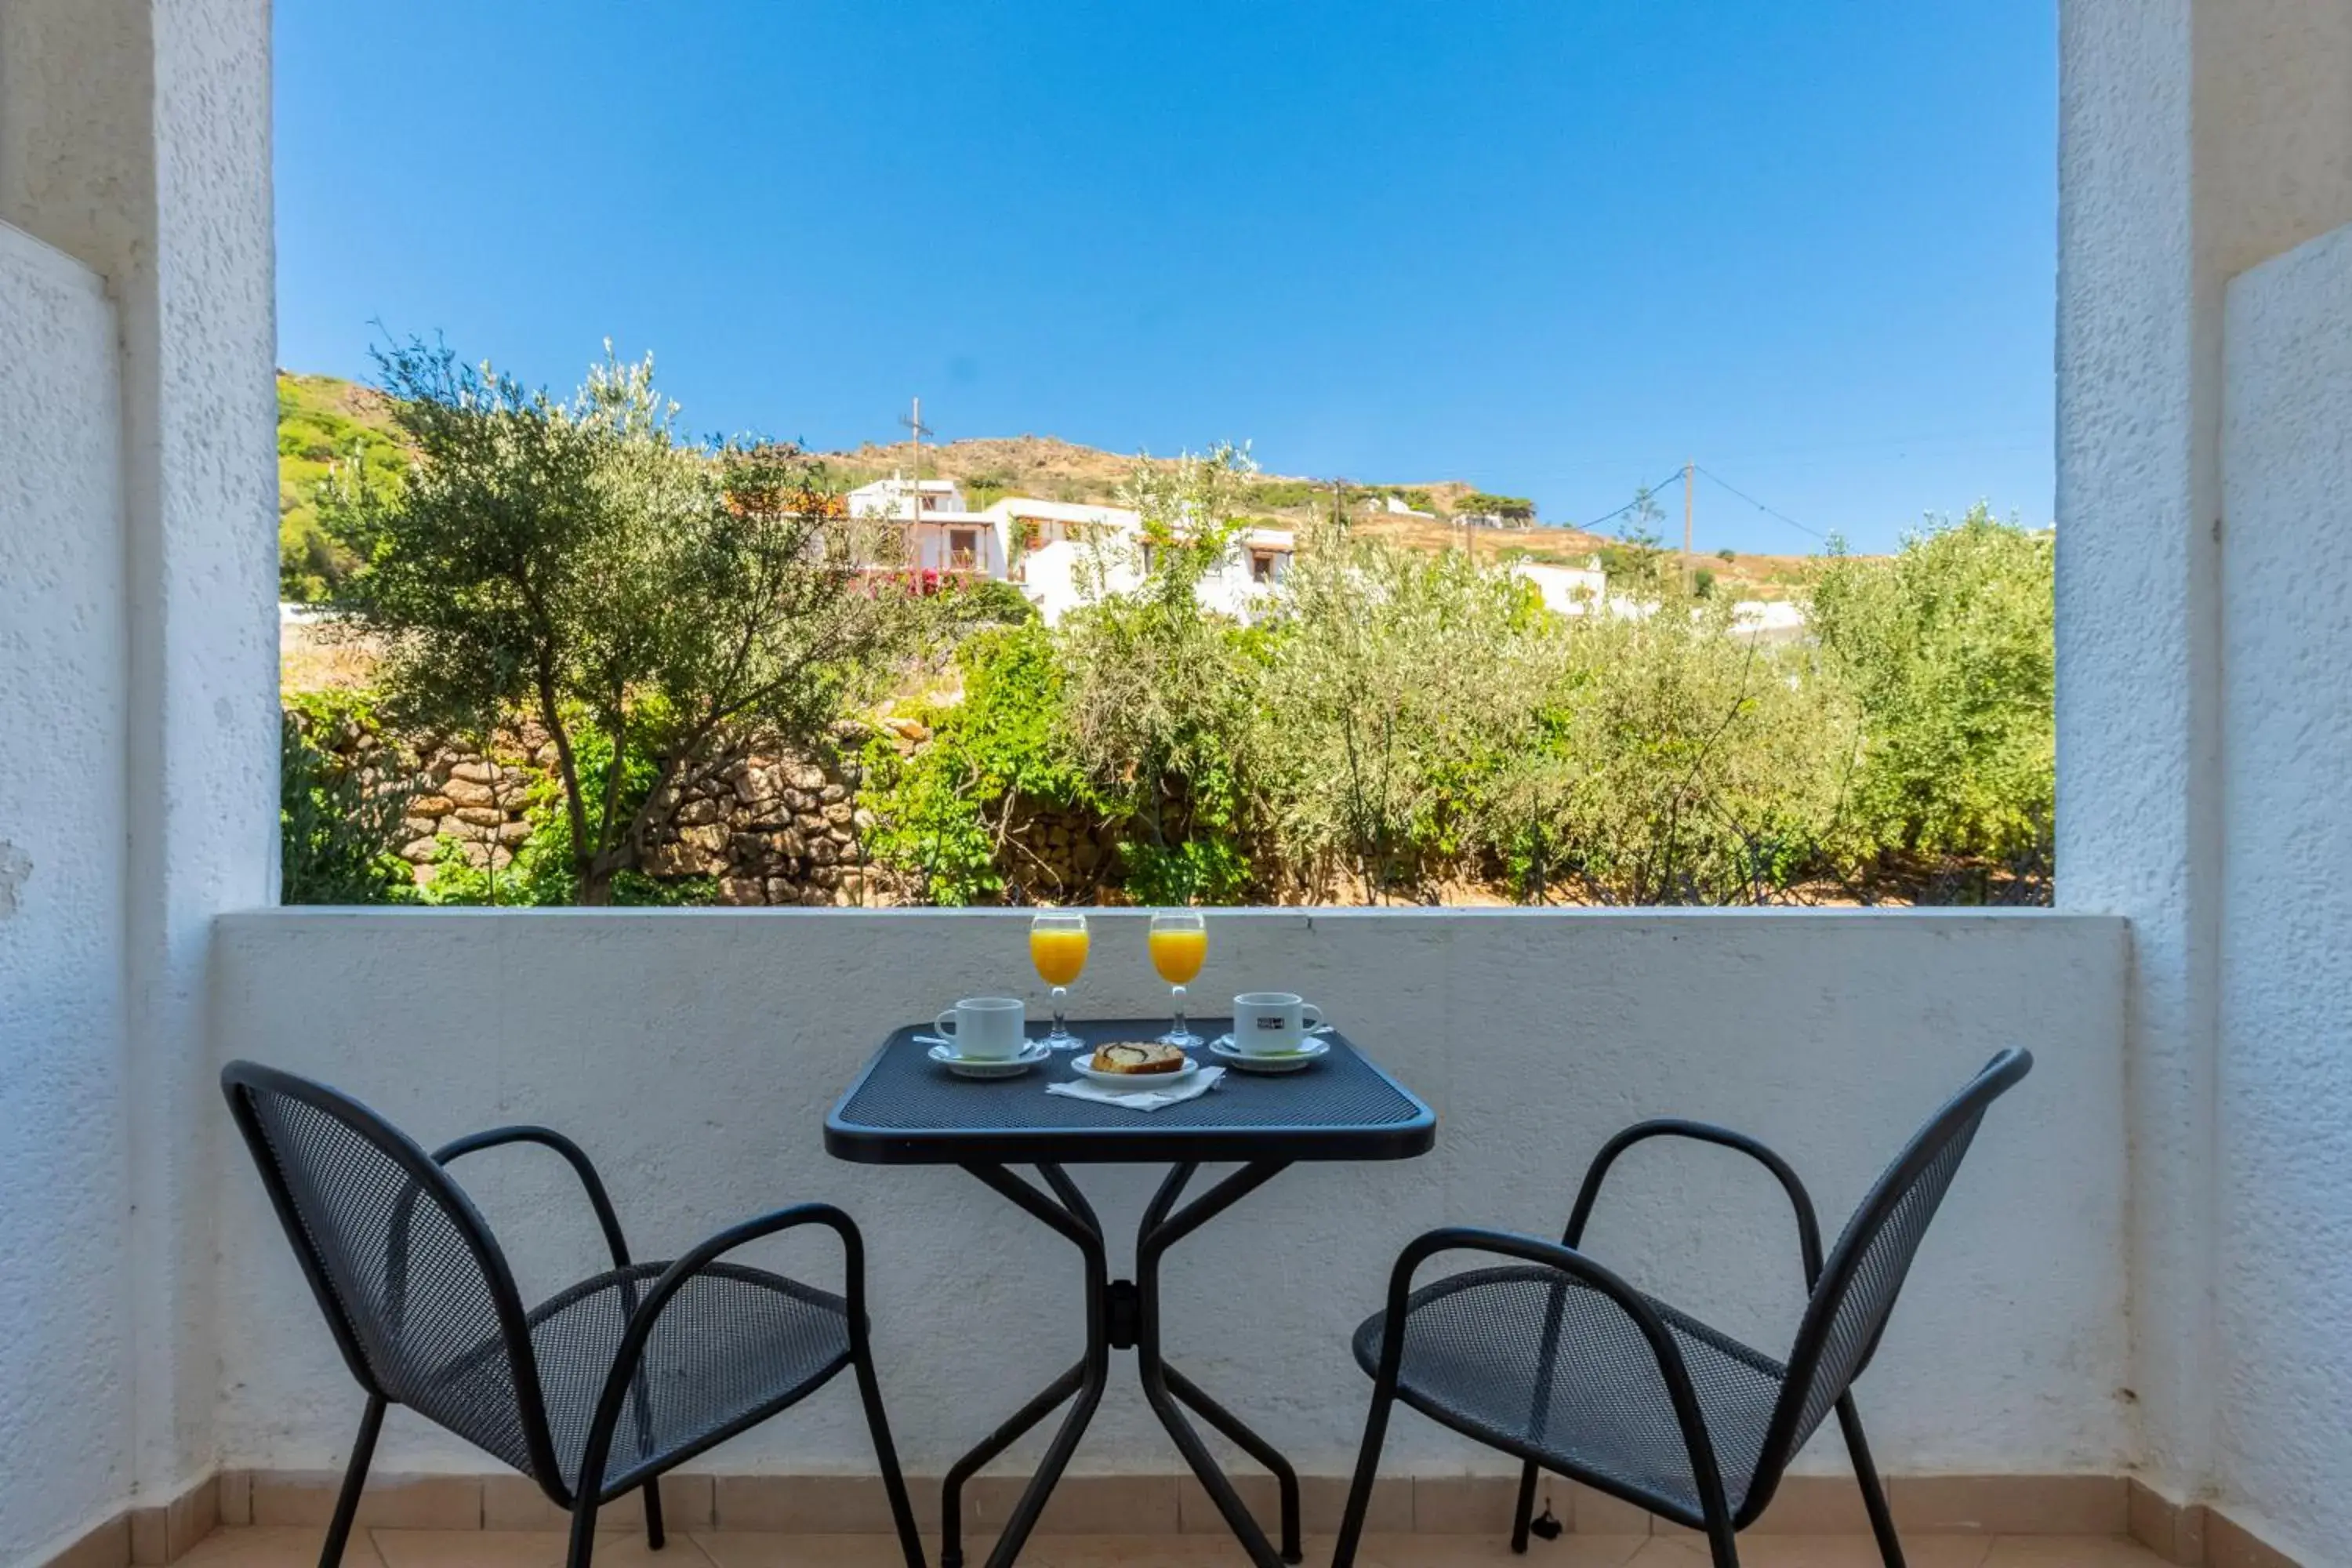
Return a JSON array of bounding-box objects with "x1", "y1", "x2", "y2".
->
[
  {"x1": 0, "y1": 0, "x2": 279, "y2": 1523},
  {"x1": 2057, "y1": 0, "x2": 2352, "y2": 1519}
]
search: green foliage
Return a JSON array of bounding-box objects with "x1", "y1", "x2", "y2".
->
[
  {"x1": 278, "y1": 374, "x2": 408, "y2": 601},
  {"x1": 1461, "y1": 492, "x2": 1537, "y2": 522},
  {"x1": 323, "y1": 339, "x2": 914, "y2": 904},
  {"x1": 935, "y1": 577, "x2": 1039, "y2": 628},
  {"x1": 862, "y1": 624, "x2": 1099, "y2": 905},
  {"x1": 1497, "y1": 602, "x2": 1853, "y2": 904},
  {"x1": 858, "y1": 454, "x2": 2051, "y2": 908},
  {"x1": 1806, "y1": 505, "x2": 2055, "y2": 866},
  {"x1": 862, "y1": 448, "x2": 1268, "y2": 907},
  {"x1": 279, "y1": 699, "x2": 416, "y2": 905},
  {"x1": 1259, "y1": 521, "x2": 1545, "y2": 900},
  {"x1": 1246, "y1": 478, "x2": 1330, "y2": 510},
  {"x1": 1058, "y1": 447, "x2": 1263, "y2": 900}
]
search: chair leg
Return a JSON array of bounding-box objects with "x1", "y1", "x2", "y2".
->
[
  {"x1": 1332, "y1": 1382, "x2": 1396, "y2": 1568},
  {"x1": 318, "y1": 1396, "x2": 384, "y2": 1568},
  {"x1": 641, "y1": 1480, "x2": 665, "y2": 1550},
  {"x1": 565, "y1": 1497, "x2": 601, "y2": 1568},
  {"x1": 851, "y1": 1336, "x2": 925, "y2": 1568},
  {"x1": 1836, "y1": 1394, "x2": 1905, "y2": 1568},
  {"x1": 1510, "y1": 1461, "x2": 1541, "y2": 1552}
]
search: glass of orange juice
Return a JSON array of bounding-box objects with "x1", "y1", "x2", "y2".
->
[
  {"x1": 1029, "y1": 911, "x2": 1091, "y2": 1050},
  {"x1": 1148, "y1": 911, "x2": 1208, "y2": 1047}
]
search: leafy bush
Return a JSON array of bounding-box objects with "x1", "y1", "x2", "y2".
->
[
  {"x1": 858, "y1": 457, "x2": 2054, "y2": 909},
  {"x1": 1806, "y1": 506, "x2": 2054, "y2": 868},
  {"x1": 1258, "y1": 521, "x2": 1546, "y2": 899},
  {"x1": 936, "y1": 577, "x2": 1039, "y2": 628},
  {"x1": 1461, "y1": 491, "x2": 1536, "y2": 522},
  {"x1": 862, "y1": 623, "x2": 1098, "y2": 905},
  {"x1": 279, "y1": 699, "x2": 416, "y2": 905}
]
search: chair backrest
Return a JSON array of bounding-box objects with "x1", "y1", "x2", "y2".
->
[
  {"x1": 221, "y1": 1062, "x2": 557, "y2": 1483},
  {"x1": 1756, "y1": 1049, "x2": 2034, "y2": 1483}
]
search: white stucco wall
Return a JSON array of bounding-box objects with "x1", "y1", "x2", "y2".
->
[
  {"x1": 2, "y1": 0, "x2": 279, "y2": 1553},
  {"x1": 2056, "y1": 2, "x2": 2352, "y2": 1534},
  {"x1": 212, "y1": 909, "x2": 2128, "y2": 1485},
  {"x1": 2215, "y1": 220, "x2": 2352, "y2": 1563},
  {"x1": 0, "y1": 222, "x2": 132, "y2": 1566}
]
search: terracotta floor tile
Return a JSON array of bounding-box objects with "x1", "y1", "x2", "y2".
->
[
  {"x1": 1016, "y1": 1536, "x2": 1262, "y2": 1566},
  {"x1": 368, "y1": 1530, "x2": 709, "y2": 1568},
  {"x1": 691, "y1": 1537, "x2": 929, "y2": 1568},
  {"x1": 1629, "y1": 1537, "x2": 1992, "y2": 1567},
  {"x1": 176, "y1": 1527, "x2": 388, "y2": 1568},
  {"x1": 1980, "y1": 1538, "x2": 2172, "y2": 1567},
  {"x1": 1355, "y1": 1534, "x2": 1648, "y2": 1567}
]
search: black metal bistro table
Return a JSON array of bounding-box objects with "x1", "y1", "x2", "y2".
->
[{"x1": 826, "y1": 1018, "x2": 1436, "y2": 1568}]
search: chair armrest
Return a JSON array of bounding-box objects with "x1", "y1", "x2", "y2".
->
[
  {"x1": 1372, "y1": 1225, "x2": 1737, "y2": 1530},
  {"x1": 571, "y1": 1203, "x2": 864, "y2": 1505},
  {"x1": 1564, "y1": 1119, "x2": 1824, "y2": 1287},
  {"x1": 433, "y1": 1125, "x2": 632, "y2": 1269}
]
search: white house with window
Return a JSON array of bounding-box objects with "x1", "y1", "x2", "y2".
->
[
  {"x1": 844, "y1": 475, "x2": 1005, "y2": 578},
  {"x1": 1012, "y1": 513, "x2": 1295, "y2": 625}
]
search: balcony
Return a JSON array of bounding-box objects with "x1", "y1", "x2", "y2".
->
[
  {"x1": 181, "y1": 908, "x2": 2138, "y2": 1565},
  {"x1": 3, "y1": 4, "x2": 2350, "y2": 1568}
]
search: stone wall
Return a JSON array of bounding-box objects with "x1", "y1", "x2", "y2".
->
[{"x1": 303, "y1": 713, "x2": 888, "y2": 906}]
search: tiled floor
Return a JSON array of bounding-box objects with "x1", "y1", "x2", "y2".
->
[{"x1": 176, "y1": 1526, "x2": 2175, "y2": 1568}]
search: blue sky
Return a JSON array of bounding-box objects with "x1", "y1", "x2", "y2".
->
[{"x1": 274, "y1": 2, "x2": 2056, "y2": 555}]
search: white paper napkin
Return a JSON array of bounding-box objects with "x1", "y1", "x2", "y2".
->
[{"x1": 1046, "y1": 1065, "x2": 1225, "y2": 1112}]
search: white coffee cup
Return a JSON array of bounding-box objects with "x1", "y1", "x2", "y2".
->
[
  {"x1": 1231, "y1": 993, "x2": 1324, "y2": 1055},
  {"x1": 935, "y1": 996, "x2": 1027, "y2": 1059}
]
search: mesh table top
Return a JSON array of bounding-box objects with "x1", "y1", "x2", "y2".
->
[{"x1": 825, "y1": 1018, "x2": 1436, "y2": 1166}]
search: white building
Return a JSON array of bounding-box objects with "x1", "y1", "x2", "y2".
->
[
  {"x1": 844, "y1": 475, "x2": 1006, "y2": 578},
  {"x1": 1012, "y1": 512, "x2": 1294, "y2": 626},
  {"x1": 846, "y1": 475, "x2": 967, "y2": 518},
  {"x1": 1508, "y1": 558, "x2": 1609, "y2": 615}
]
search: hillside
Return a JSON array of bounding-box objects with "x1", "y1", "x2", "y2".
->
[
  {"x1": 277, "y1": 372, "x2": 406, "y2": 601},
  {"x1": 274, "y1": 371, "x2": 1826, "y2": 600}
]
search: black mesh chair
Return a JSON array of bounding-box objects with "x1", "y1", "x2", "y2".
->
[
  {"x1": 1332, "y1": 1049, "x2": 2032, "y2": 1568},
  {"x1": 222, "y1": 1062, "x2": 924, "y2": 1568}
]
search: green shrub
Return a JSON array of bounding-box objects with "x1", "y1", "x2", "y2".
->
[
  {"x1": 861, "y1": 623, "x2": 1100, "y2": 905},
  {"x1": 1806, "y1": 506, "x2": 2054, "y2": 867},
  {"x1": 279, "y1": 700, "x2": 416, "y2": 905}
]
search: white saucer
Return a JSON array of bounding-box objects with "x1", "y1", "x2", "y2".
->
[
  {"x1": 1072, "y1": 1054, "x2": 1200, "y2": 1087},
  {"x1": 1208, "y1": 1036, "x2": 1330, "y2": 1073},
  {"x1": 927, "y1": 1040, "x2": 1051, "y2": 1079}
]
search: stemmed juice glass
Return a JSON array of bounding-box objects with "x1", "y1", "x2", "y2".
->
[
  {"x1": 1029, "y1": 911, "x2": 1091, "y2": 1050},
  {"x1": 1148, "y1": 911, "x2": 1208, "y2": 1047}
]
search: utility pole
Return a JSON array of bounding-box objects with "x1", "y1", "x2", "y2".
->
[
  {"x1": 1682, "y1": 458, "x2": 1695, "y2": 592},
  {"x1": 898, "y1": 396, "x2": 933, "y2": 521}
]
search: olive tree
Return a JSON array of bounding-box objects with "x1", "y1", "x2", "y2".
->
[{"x1": 325, "y1": 340, "x2": 910, "y2": 904}]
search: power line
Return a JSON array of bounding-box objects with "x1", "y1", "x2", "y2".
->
[
  {"x1": 1568, "y1": 470, "x2": 1688, "y2": 533},
  {"x1": 1693, "y1": 466, "x2": 1828, "y2": 542}
]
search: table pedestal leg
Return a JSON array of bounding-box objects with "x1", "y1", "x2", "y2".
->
[
  {"x1": 945, "y1": 1164, "x2": 1110, "y2": 1568},
  {"x1": 1137, "y1": 1162, "x2": 1301, "y2": 1566},
  {"x1": 946, "y1": 1160, "x2": 1300, "y2": 1568}
]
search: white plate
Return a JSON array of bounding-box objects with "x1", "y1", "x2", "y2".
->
[
  {"x1": 928, "y1": 1040, "x2": 1051, "y2": 1079},
  {"x1": 1209, "y1": 1036, "x2": 1330, "y2": 1073},
  {"x1": 1072, "y1": 1054, "x2": 1200, "y2": 1087}
]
